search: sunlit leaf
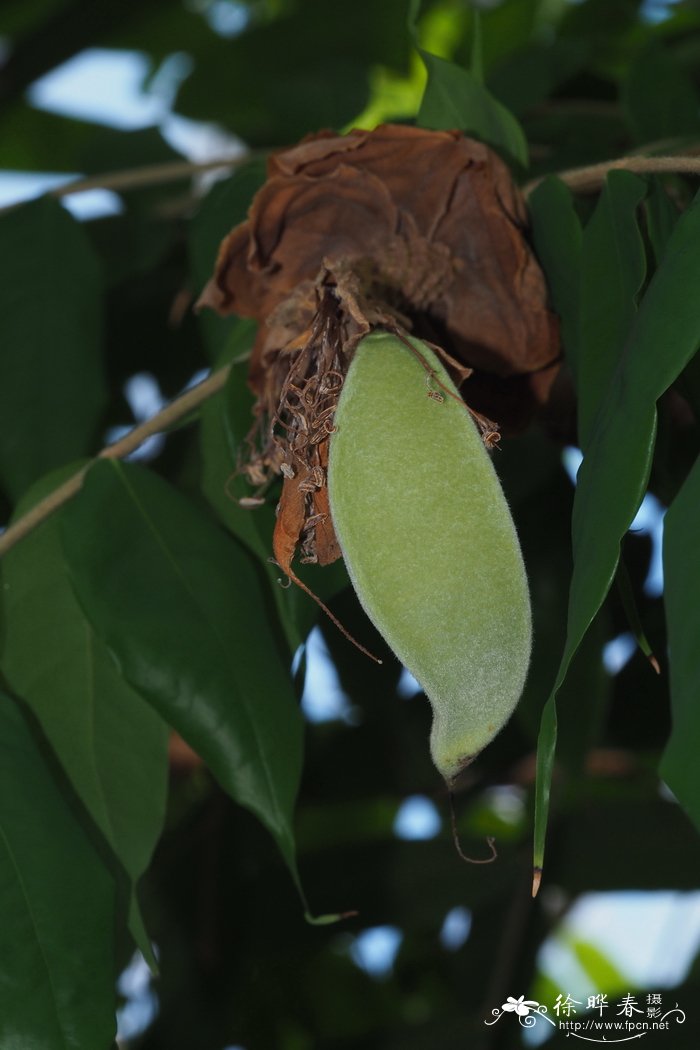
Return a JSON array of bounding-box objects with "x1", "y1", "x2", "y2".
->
[
  {"x1": 0, "y1": 693, "x2": 117, "y2": 1049},
  {"x1": 566, "y1": 936, "x2": 628, "y2": 994}
]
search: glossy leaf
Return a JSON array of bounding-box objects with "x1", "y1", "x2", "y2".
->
[
  {"x1": 60, "y1": 460, "x2": 304, "y2": 878},
  {"x1": 535, "y1": 189, "x2": 700, "y2": 873},
  {"x1": 0, "y1": 196, "x2": 106, "y2": 504},
  {"x1": 577, "y1": 171, "x2": 647, "y2": 448},
  {"x1": 660, "y1": 453, "x2": 700, "y2": 831},
  {"x1": 1, "y1": 466, "x2": 168, "y2": 963},
  {"x1": 0, "y1": 693, "x2": 117, "y2": 1049}
]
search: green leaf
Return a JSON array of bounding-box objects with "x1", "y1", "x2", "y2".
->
[
  {"x1": 189, "y1": 160, "x2": 267, "y2": 359},
  {"x1": 660, "y1": 453, "x2": 700, "y2": 830},
  {"x1": 623, "y1": 45, "x2": 700, "y2": 145},
  {"x1": 60, "y1": 460, "x2": 304, "y2": 882},
  {"x1": 0, "y1": 465, "x2": 168, "y2": 964},
  {"x1": 528, "y1": 176, "x2": 583, "y2": 368},
  {"x1": 0, "y1": 692, "x2": 117, "y2": 1049},
  {"x1": 411, "y1": 0, "x2": 527, "y2": 166},
  {"x1": 645, "y1": 178, "x2": 681, "y2": 265},
  {"x1": 0, "y1": 105, "x2": 97, "y2": 171},
  {"x1": 565, "y1": 936, "x2": 628, "y2": 994},
  {"x1": 199, "y1": 344, "x2": 306, "y2": 653},
  {"x1": 487, "y1": 38, "x2": 588, "y2": 118},
  {"x1": 416, "y1": 50, "x2": 528, "y2": 167},
  {"x1": 201, "y1": 351, "x2": 352, "y2": 656},
  {"x1": 220, "y1": 356, "x2": 350, "y2": 637},
  {"x1": 577, "y1": 171, "x2": 647, "y2": 447},
  {"x1": 0, "y1": 197, "x2": 106, "y2": 504},
  {"x1": 535, "y1": 189, "x2": 700, "y2": 873},
  {"x1": 174, "y1": 0, "x2": 410, "y2": 145}
]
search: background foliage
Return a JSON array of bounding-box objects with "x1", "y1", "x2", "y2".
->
[{"x1": 1, "y1": 1, "x2": 700, "y2": 1047}]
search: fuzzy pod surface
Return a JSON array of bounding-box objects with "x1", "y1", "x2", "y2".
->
[{"x1": 327, "y1": 331, "x2": 532, "y2": 782}]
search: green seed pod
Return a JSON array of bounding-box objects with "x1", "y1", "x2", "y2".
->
[{"x1": 327, "y1": 331, "x2": 532, "y2": 783}]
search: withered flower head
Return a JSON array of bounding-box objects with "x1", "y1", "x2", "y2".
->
[
  {"x1": 198, "y1": 123, "x2": 559, "y2": 424},
  {"x1": 197, "y1": 124, "x2": 559, "y2": 584}
]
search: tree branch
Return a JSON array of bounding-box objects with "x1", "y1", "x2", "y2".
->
[
  {"x1": 0, "y1": 364, "x2": 232, "y2": 559},
  {"x1": 0, "y1": 153, "x2": 264, "y2": 217},
  {"x1": 524, "y1": 154, "x2": 700, "y2": 196}
]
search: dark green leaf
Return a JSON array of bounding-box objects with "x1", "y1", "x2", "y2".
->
[
  {"x1": 60, "y1": 460, "x2": 303, "y2": 879},
  {"x1": 578, "y1": 170, "x2": 647, "y2": 447},
  {"x1": 623, "y1": 45, "x2": 700, "y2": 145},
  {"x1": 535, "y1": 189, "x2": 700, "y2": 871},
  {"x1": 201, "y1": 352, "x2": 351, "y2": 652},
  {"x1": 199, "y1": 344, "x2": 306, "y2": 652},
  {"x1": 528, "y1": 176, "x2": 583, "y2": 368},
  {"x1": 0, "y1": 197, "x2": 106, "y2": 504},
  {"x1": 0, "y1": 693, "x2": 117, "y2": 1049},
  {"x1": 0, "y1": 106, "x2": 98, "y2": 171},
  {"x1": 416, "y1": 50, "x2": 528, "y2": 166},
  {"x1": 645, "y1": 177, "x2": 681, "y2": 265},
  {"x1": 487, "y1": 39, "x2": 588, "y2": 118},
  {"x1": 411, "y1": 0, "x2": 527, "y2": 166},
  {"x1": 660, "y1": 453, "x2": 700, "y2": 830},
  {"x1": 189, "y1": 161, "x2": 267, "y2": 359},
  {"x1": 1, "y1": 465, "x2": 168, "y2": 963},
  {"x1": 175, "y1": 0, "x2": 410, "y2": 145}
]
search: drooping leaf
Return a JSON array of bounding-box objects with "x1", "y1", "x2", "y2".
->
[
  {"x1": 1, "y1": 465, "x2": 168, "y2": 963},
  {"x1": 660, "y1": 453, "x2": 700, "y2": 831},
  {"x1": 528, "y1": 175, "x2": 582, "y2": 369},
  {"x1": 577, "y1": 170, "x2": 647, "y2": 447},
  {"x1": 535, "y1": 189, "x2": 700, "y2": 874},
  {"x1": 0, "y1": 196, "x2": 106, "y2": 504},
  {"x1": 60, "y1": 459, "x2": 304, "y2": 882},
  {"x1": 0, "y1": 692, "x2": 117, "y2": 1049}
]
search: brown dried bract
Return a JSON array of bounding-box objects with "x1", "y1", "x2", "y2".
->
[
  {"x1": 198, "y1": 124, "x2": 560, "y2": 427},
  {"x1": 197, "y1": 124, "x2": 560, "y2": 589}
]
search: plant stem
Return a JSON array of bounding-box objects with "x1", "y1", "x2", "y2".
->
[
  {"x1": 0, "y1": 153, "x2": 264, "y2": 216},
  {"x1": 0, "y1": 365, "x2": 232, "y2": 558},
  {"x1": 525, "y1": 154, "x2": 700, "y2": 196}
]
